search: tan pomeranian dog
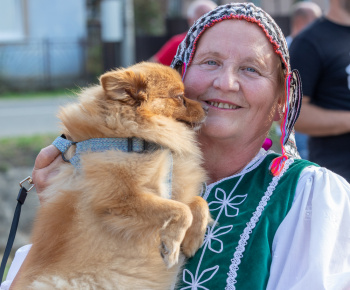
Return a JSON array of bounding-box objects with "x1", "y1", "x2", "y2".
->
[{"x1": 15, "y1": 62, "x2": 210, "y2": 289}]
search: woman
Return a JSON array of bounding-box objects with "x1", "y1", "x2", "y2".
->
[{"x1": 2, "y1": 3, "x2": 350, "y2": 290}]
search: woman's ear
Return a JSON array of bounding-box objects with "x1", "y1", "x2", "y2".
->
[{"x1": 273, "y1": 95, "x2": 285, "y2": 122}]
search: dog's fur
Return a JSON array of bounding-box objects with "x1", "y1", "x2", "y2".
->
[{"x1": 16, "y1": 62, "x2": 210, "y2": 289}]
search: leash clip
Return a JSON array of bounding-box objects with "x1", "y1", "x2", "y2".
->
[{"x1": 19, "y1": 176, "x2": 34, "y2": 192}]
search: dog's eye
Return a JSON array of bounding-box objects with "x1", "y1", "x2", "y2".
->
[
  {"x1": 174, "y1": 94, "x2": 184, "y2": 102},
  {"x1": 174, "y1": 95, "x2": 186, "y2": 107}
]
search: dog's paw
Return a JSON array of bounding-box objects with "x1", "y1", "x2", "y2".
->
[
  {"x1": 181, "y1": 228, "x2": 206, "y2": 258},
  {"x1": 181, "y1": 196, "x2": 212, "y2": 257},
  {"x1": 181, "y1": 215, "x2": 211, "y2": 257},
  {"x1": 159, "y1": 239, "x2": 181, "y2": 268}
]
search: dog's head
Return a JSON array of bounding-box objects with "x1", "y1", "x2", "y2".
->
[
  {"x1": 59, "y1": 62, "x2": 206, "y2": 145},
  {"x1": 100, "y1": 62, "x2": 206, "y2": 129}
]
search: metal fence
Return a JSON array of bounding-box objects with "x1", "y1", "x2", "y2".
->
[{"x1": 0, "y1": 39, "x2": 100, "y2": 91}]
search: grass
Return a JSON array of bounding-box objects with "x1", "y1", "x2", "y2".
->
[
  {"x1": 0, "y1": 255, "x2": 12, "y2": 283},
  {"x1": 0, "y1": 134, "x2": 57, "y2": 172},
  {"x1": 2, "y1": 264, "x2": 10, "y2": 283},
  {"x1": 0, "y1": 88, "x2": 79, "y2": 100}
]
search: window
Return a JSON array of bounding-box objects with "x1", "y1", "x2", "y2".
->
[{"x1": 0, "y1": 0, "x2": 25, "y2": 42}]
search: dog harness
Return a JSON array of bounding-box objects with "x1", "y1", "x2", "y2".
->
[
  {"x1": 52, "y1": 135, "x2": 173, "y2": 199},
  {"x1": 52, "y1": 134, "x2": 161, "y2": 168}
]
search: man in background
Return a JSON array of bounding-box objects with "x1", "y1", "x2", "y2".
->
[
  {"x1": 286, "y1": 1, "x2": 322, "y2": 159},
  {"x1": 290, "y1": 0, "x2": 350, "y2": 181},
  {"x1": 149, "y1": 0, "x2": 217, "y2": 66}
]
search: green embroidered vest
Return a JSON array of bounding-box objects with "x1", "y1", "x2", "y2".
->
[{"x1": 175, "y1": 153, "x2": 315, "y2": 290}]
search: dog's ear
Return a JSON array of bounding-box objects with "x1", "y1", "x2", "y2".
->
[{"x1": 100, "y1": 69, "x2": 148, "y2": 105}]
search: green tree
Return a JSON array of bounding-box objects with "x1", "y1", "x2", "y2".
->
[{"x1": 134, "y1": 0, "x2": 165, "y2": 35}]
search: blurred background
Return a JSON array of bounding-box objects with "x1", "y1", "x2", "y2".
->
[
  {"x1": 0, "y1": 0, "x2": 328, "y2": 281},
  {"x1": 0, "y1": 0, "x2": 328, "y2": 92}
]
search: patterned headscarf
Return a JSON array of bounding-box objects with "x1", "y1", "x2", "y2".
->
[{"x1": 171, "y1": 2, "x2": 302, "y2": 176}]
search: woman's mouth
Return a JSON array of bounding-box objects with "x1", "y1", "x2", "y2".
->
[{"x1": 205, "y1": 101, "x2": 240, "y2": 109}]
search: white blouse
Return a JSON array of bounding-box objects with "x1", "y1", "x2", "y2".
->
[
  {"x1": 2, "y1": 161, "x2": 350, "y2": 290},
  {"x1": 267, "y1": 165, "x2": 350, "y2": 290}
]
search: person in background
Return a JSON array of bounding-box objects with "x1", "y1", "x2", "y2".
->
[
  {"x1": 148, "y1": 0, "x2": 217, "y2": 66},
  {"x1": 2, "y1": 3, "x2": 350, "y2": 290},
  {"x1": 285, "y1": 1, "x2": 322, "y2": 47},
  {"x1": 286, "y1": 1, "x2": 322, "y2": 160},
  {"x1": 290, "y1": 0, "x2": 350, "y2": 181}
]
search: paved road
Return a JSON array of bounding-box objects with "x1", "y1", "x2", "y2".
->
[{"x1": 0, "y1": 96, "x2": 76, "y2": 138}]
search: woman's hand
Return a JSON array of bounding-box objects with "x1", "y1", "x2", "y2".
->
[{"x1": 32, "y1": 145, "x2": 64, "y2": 203}]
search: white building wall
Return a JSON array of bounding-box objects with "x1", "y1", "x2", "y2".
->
[
  {"x1": 0, "y1": 0, "x2": 25, "y2": 42},
  {"x1": 27, "y1": 0, "x2": 86, "y2": 40},
  {"x1": 0, "y1": 0, "x2": 87, "y2": 87}
]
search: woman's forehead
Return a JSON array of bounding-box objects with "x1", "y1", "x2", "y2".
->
[
  {"x1": 196, "y1": 20, "x2": 271, "y2": 49},
  {"x1": 194, "y1": 20, "x2": 277, "y2": 62},
  {"x1": 171, "y1": 3, "x2": 290, "y2": 74}
]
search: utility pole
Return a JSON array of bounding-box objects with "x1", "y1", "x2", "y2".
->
[
  {"x1": 122, "y1": 0, "x2": 135, "y2": 67},
  {"x1": 100, "y1": 0, "x2": 123, "y2": 71}
]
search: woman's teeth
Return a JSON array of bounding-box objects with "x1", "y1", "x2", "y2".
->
[{"x1": 207, "y1": 101, "x2": 238, "y2": 109}]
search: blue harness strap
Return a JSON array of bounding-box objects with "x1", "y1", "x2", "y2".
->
[
  {"x1": 52, "y1": 135, "x2": 76, "y2": 154},
  {"x1": 52, "y1": 135, "x2": 173, "y2": 199},
  {"x1": 52, "y1": 135, "x2": 160, "y2": 168}
]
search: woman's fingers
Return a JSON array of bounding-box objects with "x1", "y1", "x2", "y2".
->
[
  {"x1": 32, "y1": 145, "x2": 63, "y2": 200},
  {"x1": 33, "y1": 145, "x2": 60, "y2": 170}
]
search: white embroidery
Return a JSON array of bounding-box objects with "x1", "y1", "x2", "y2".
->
[
  {"x1": 225, "y1": 158, "x2": 294, "y2": 290},
  {"x1": 181, "y1": 176, "x2": 247, "y2": 289},
  {"x1": 205, "y1": 225, "x2": 233, "y2": 253},
  {"x1": 203, "y1": 149, "x2": 269, "y2": 200}
]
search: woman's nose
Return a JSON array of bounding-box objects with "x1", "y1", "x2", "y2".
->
[{"x1": 213, "y1": 67, "x2": 239, "y2": 92}]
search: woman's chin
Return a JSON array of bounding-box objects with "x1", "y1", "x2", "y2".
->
[{"x1": 199, "y1": 122, "x2": 239, "y2": 141}]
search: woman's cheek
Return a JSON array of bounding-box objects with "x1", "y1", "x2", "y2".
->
[{"x1": 184, "y1": 69, "x2": 210, "y2": 100}]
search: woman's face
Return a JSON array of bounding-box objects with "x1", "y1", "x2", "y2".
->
[{"x1": 183, "y1": 20, "x2": 283, "y2": 145}]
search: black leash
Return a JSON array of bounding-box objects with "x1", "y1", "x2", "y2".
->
[{"x1": 0, "y1": 176, "x2": 34, "y2": 282}]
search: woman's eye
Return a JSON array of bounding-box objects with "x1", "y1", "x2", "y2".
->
[
  {"x1": 246, "y1": 67, "x2": 256, "y2": 73},
  {"x1": 206, "y1": 60, "x2": 217, "y2": 65}
]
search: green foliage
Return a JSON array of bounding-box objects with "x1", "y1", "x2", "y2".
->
[
  {"x1": 0, "y1": 255, "x2": 12, "y2": 283},
  {"x1": 0, "y1": 89, "x2": 77, "y2": 100},
  {"x1": 1, "y1": 264, "x2": 10, "y2": 283},
  {"x1": 268, "y1": 122, "x2": 282, "y2": 154},
  {"x1": 0, "y1": 134, "x2": 57, "y2": 169},
  {"x1": 86, "y1": 44, "x2": 103, "y2": 77},
  {"x1": 134, "y1": 0, "x2": 165, "y2": 36}
]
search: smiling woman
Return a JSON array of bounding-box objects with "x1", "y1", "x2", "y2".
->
[{"x1": 183, "y1": 20, "x2": 283, "y2": 155}]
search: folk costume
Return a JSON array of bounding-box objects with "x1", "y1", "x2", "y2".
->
[
  {"x1": 172, "y1": 150, "x2": 350, "y2": 290},
  {"x1": 2, "y1": 3, "x2": 350, "y2": 290}
]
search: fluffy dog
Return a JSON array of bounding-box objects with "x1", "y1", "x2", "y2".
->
[{"x1": 15, "y1": 62, "x2": 210, "y2": 289}]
